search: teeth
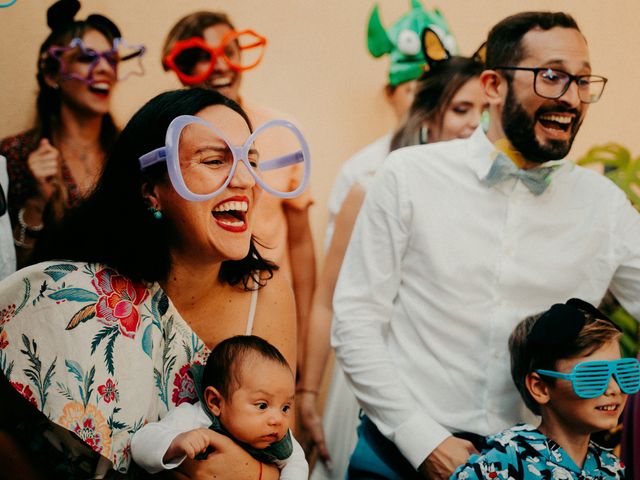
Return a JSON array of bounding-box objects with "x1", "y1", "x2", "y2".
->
[
  {"x1": 597, "y1": 405, "x2": 617, "y2": 411},
  {"x1": 91, "y1": 82, "x2": 110, "y2": 91},
  {"x1": 539, "y1": 114, "x2": 571, "y2": 124},
  {"x1": 211, "y1": 77, "x2": 232, "y2": 87},
  {"x1": 213, "y1": 201, "x2": 248, "y2": 213},
  {"x1": 217, "y1": 219, "x2": 244, "y2": 227}
]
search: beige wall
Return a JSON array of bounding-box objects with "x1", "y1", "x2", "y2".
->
[{"x1": 2, "y1": 1, "x2": 639, "y2": 257}]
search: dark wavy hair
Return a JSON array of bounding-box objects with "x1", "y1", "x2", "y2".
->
[
  {"x1": 34, "y1": 88, "x2": 277, "y2": 289},
  {"x1": 390, "y1": 56, "x2": 484, "y2": 150},
  {"x1": 34, "y1": 0, "x2": 119, "y2": 152}
]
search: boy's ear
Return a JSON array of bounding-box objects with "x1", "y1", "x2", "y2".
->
[
  {"x1": 526, "y1": 372, "x2": 551, "y2": 406},
  {"x1": 204, "y1": 386, "x2": 224, "y2": 416}
]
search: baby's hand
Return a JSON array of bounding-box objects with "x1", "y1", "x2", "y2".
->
[{"x1": 164, "y1": 428, "x2": 215, "y2": 463}]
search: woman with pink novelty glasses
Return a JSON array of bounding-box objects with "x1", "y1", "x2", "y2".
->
[
  {"x1": 162, "y1": 12, "x2": 316, "y2": 374},
  {"x1": 0, "y1": 88, "x2": 307, "y2": 479},
  {"x1": 0, "y1": 0, "x2": 144, "y2": 269}
]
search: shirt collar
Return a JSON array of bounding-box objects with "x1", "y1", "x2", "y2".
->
[
  {"x1": 507, "y1": 424, "x2": 599, "y2": 475},
  {"x1": 466, "y1": 127, "x2": 569, "y2": 182}
]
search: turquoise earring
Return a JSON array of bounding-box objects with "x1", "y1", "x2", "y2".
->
[{"x1": 148, "y1": 206, "x2": 163, "y2": 220}]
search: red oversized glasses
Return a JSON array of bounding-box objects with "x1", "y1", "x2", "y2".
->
[{"x1": 163, "y1": 29, "x2": 267, "y2": 85}]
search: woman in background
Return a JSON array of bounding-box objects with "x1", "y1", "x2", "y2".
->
[
  {"x1": 0, "y1": 0, "x2": 143, "y2": 267},
  {"x1": 162, "y1": 11, "x2": 316, "y2": 371}
]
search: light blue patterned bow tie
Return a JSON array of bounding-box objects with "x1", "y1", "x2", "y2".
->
[{"x1": 482, "y1": 152, "x2": 559, "y2": 196}]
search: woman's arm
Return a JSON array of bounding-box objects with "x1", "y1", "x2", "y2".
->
[
  {"x1": 252, "y1": 268, "x2": 298, "y2": 372},
  {"x1": 298, "y1": 183, "x2": 366, "y2": 462},
  {"x1": 284, "y1": 204, "x2": 316, "y2": 375}
]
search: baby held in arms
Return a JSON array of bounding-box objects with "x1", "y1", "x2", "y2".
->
[{"x1": 131, "y1": 335, "x2": 308, "y2": 479}]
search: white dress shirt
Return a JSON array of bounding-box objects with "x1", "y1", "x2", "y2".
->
[
  {"x1": 130, "y1": 401, "x2": 308, "y2": 479},
  {"x1": 324, "y1": 133, "x2": 391, "y2": 249},
  {"x1": 332, "y1": 127, "x2": 640, "y2": 469}
]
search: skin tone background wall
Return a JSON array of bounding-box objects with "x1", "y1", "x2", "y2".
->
[{"x1": 1, "y1": 0, "x2": 639, "y2": 259}]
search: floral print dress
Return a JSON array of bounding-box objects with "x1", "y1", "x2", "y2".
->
[
  {"x1": 0, "y1": 261, "x2": 209, "y2": 477},
  {"x1": 452, "y1": 424, "x2": 625, "y2": 480}
]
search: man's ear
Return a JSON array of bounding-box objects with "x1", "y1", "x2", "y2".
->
[
  {"x1": 204, "y1": 386, "x2": 224, "y2": 416},
  {"x1": 480, "y1": 70, "x2": 506, "y2": 106},
  {"x1": 526, "y1": 372, "x2": 551, "y2": 406}
]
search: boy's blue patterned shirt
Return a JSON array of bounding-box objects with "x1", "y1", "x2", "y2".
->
[{"x1": 451, "y1": 424, "x2": 624, "y2": 480}]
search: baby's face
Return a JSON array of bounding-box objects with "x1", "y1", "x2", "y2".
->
[
  {"x1": 544, "y1": 338, "x2": 628, "y2": 433},
  {"x1": 215, "y1": 359, "x2": 295, "y2": 449}
]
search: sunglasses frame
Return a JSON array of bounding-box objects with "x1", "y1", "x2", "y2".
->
[
  {"x1": 138, "y1": 115, "x2": 310, "y2": 201},
  {"x1": 163, "y1": 30, "x2": 267, "y2": 86},
  {"x1": 46, "y1": 37, "x2": 146, "y2": 84},
  {"x1": 536, "y1": 357, "x2": 640, "y2": 399}
]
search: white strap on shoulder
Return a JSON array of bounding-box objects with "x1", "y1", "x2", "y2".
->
[{"x1": 245, "y1": 281, "x2": 258, "y2": 335}]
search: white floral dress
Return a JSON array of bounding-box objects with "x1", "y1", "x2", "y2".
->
[{"x1": 0, "y1": 261, "x2": 210, "y2": 477}]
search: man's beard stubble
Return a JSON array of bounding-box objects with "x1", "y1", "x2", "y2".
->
[{"x1": 501, "y1": 86, "x2": 583, "y2": 164}]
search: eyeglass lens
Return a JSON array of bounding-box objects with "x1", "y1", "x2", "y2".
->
[
  {"x1": 177, "y1": 122, "x2": 304, "y2": 197},
  {"x1": 535, "y1": 68, "x2": 606, "y2": 103},
  {"x1": 574, "y1": 359, "x2": 640, "y2": 398}
]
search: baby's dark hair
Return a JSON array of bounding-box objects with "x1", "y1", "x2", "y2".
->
[
  {"x1": 203, "y1": 335, "x2": 292, "y2": 399},
  {"x1": 509, "y1": 299, "x2": 621, "y2": 415}
]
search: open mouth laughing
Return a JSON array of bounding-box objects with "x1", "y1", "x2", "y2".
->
[
  {"x1": 88, "y1": 80, "x2": 112, "y2": 97},
  {"x1": 212, "y1": 195, "x2": 248, "y2": 232},
  {"x1": 538, "y1": 112, "x2": 574, "y2": 132}
]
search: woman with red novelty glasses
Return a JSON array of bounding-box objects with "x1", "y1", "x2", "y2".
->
[
  {"x1": 0, "y1": 0, "x2": 144, "y2": 269},
  {"x1": 0, "y1": 88, "x2": 300, "y2": 479},
  {"x1": 162, "y1": 12, "x2": 316, "y2": 374}
]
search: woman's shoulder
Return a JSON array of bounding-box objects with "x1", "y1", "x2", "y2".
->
[
  {"x1": 0, "y1": 260, "x2": 205, "y2": 473},
  {"x1": 0, "y1": 129, "x2": 36, "y2": 156},
  {"x1": 255, "y1": 268, "x2": 294, "y2": 306},
  {"x1": 252, "y1": 269, "x2": 296, "y2": 363}
]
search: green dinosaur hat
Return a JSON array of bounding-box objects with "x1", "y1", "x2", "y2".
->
[{"x1": 367, "y1": 0, "x2": 458, "y2": 86}]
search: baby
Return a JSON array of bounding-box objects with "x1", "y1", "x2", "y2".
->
[{"x1": 131, "y1": 335, "x2": 307, "y2": 479}]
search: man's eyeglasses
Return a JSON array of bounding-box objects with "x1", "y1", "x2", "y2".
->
[
  {"x1": 536, "y1": 358, "x2": 640, "y2": 399},
  {"x1": 493, "y1": 66, "x2": 607, "y2": 104}
]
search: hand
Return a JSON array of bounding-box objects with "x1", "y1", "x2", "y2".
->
[
  {"x1": 297, "y1": 392, "x2": 331, "y2": 467},
  {"x1": 27, "y1": 138, "x2": 60, "y2": 201},
  {"x1": 418, "y1": 436, "x2": 478, "y2": 480},
  {"x1": 174, "y1": 430, "x2": 264, "y2": 480},
  {"x1": 163, "y1": 428, "x2": 212, "y2": 464}
]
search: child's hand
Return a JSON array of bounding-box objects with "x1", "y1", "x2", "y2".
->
[{"x1": 164, "y1": 428, "x2": 215, "y2": 463}]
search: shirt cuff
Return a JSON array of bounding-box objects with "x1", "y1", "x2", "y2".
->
[{"x1": 392, "y1": 412, "x2": 452, "y2": 469}]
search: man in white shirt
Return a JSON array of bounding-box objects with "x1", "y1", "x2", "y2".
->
[{"x1": 332, "y1": 11, "x2": 640, "y2": 480}]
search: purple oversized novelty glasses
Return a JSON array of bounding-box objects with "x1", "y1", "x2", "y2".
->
[
  {"x1": 46, "y1": 37, "x2": 146, "y2": 83},
  {"x1": 138, "y1": 115, "x2": 310, "y2": 201}
]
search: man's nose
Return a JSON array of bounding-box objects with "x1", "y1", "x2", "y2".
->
[{"x1": 559, "y1": 79, "x2": 581, "y2": 107}]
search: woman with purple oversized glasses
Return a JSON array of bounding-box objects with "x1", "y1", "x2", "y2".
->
[
  {"x1": 0, "y1": 0, "x2": 144, "y2": 269},
  {"x1": 0, "y1": 87, "x2": 310, "y2": 479}
]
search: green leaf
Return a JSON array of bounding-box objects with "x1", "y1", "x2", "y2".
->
[
  {"x1": 43, "y1": 264, "x2": 78, "y2": 282},
  {"x1": 49, "y1": 288, "x2": 99, "y2": 303}
]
